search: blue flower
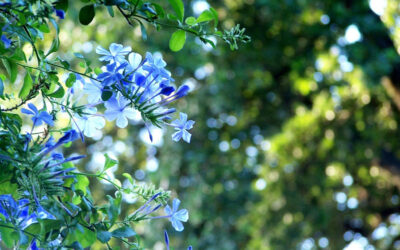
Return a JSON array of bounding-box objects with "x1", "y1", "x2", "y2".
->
[
  {"x1": 72, "y1": 108, "x2": 105, "y2": 137},
  {"x1": 126, "y1": 52, "x2": 143, "y2": 73},
  {"x1": 164, "y1": 198, "x2": 189, "y2": 232},
  {"x1": 142, "y1": 52, "x2": 172, "y2": 79},
  {"x1": 97, "y1": 62, "x2": 127, "y2": 86},
  {"x1": 1, "y1": 35, "x2": 11, "y2": 48},
  {"x1": 40, "y1": 129, "x2": 81, "y2": 157},
  {"x1": 54, "y1": 9, "x2": 65, "y2": 19},
  {"x1": 96, "y1": 43, "x2": 131, "y2": 64},
  {"x1": 21, "y1": 103, "x2": 54, "y2": 126},
  {"x1": 170, "y1": 113, "x2": 195, "y2": 143},
  {"x1": 0, "y1": 195, "x2": 55, "y2": 230},
  {"x1": 104, "y1": 96, "x2": 136, "y2": 128},
  {"x1": 83, "y1": 79, "x2": 103, "y2": 104}
]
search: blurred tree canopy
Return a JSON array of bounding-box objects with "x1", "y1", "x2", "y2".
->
[{"x1": 49, "y1": 0, "x2": 400, "y2": 249}]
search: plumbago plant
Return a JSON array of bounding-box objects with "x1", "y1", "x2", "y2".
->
[{"x1": 0, "y1": 0, "x2": 249, "y2": 249}]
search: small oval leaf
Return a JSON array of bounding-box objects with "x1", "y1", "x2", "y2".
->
[
  {"x1": 169, "y1": 30, "x2": 186, "y2": 52},
  {"x1": 79, "y1": 5, "x2": 95, "y2": 25}
]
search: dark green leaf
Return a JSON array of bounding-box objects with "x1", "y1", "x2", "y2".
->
[
  {"x1": 19, "y1": 73, "x2": 33, "y2": 99},
  {"x1": 209, "y1": 7, "x2": 218, "y2": 27},
  {"x1": 101, "y1": 90, "x2": 113, "y2": 101},
  {"x1": 106, "y1": 6, "x2": 114, "y2": 17},
  {"x1": 97, "y1": 230, "x2": 112, "y2": 243},
  {"x1": 48, "y1": 85, "x2": 65, "y2": 98},
  {"x1": 79, "y1": 5, "x2": 95, "y2": 25},
  {"x1": 140, "y1": 22, "x2": 147, "y2": 41},
  {"x1": 167, "y1": 0, "x2": 184, "y2": 21},
  {"x1": 111, "y1": 226, "x2": 136, "y2": 238},
  {"x1": 54, "y1": 0, "x2": 69, "y2": 12},
  {"x1": 152, "y1": 3, "x2": 165, "y2": 18}
]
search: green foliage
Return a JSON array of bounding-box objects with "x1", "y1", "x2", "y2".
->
[{"x1": 169, "y1": 30, "x2": 186, "y2": 52}]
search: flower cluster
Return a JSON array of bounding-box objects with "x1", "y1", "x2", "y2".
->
[
  {"x1": 64, "y1": 43, "x2": 195, "y2": 143},
  {"x1": 0, "y1": 195, "x2": 55, "y2": 249}
]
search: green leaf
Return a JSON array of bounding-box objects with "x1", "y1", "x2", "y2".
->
[
  {"x1": 196, "y1": 10, "x2": 215, "y2": 23},
  {"x1": 169, "y1": 30, "x2": 186, "y2": 52},
  {"x1": 104, "y1": 154, "x2": 118, "y2": 171},
  {"x1": 11, "y1": 48, "x2": 26, "y2": 62},
  {"x1": 111, "y1": 226, "x2": 136, "y2": 238},
  {"x1": 2, "y1": 59, "x2": 18, "y2": 84},
  {"x1": 55, "y1": 0, "x2": 69, "y2": 12},
  {"x1": 0, "y1": 223, "x2": 17, "y2": 248},
  {"x1": 38, "y1": 23, "x2": 50, "y2": 33},
  {"x1": 152, "y1": 3, "x2": 165, "y2": 18},
  {"x1": 185, "y1": 17, "x2": 196, "y2": 26},
  {"x1": 209, "y1": 7, "x2": 219, "y2": 27},
  {"x1": 75, "y1": 175, "x2": 89, "y2": 195},
  {"x1": 79, "y1": 5, "x2": 95, "y2": 25},
  {"x1": 106, "y1": 195, "x2": 121, "y2": 225},
  {"x1": 48, "y1": 85, "x2": 65, "y2": 98},
  {"x1": 66, "y1": 73, "x2": 76, "y2": 88},
  {"x1": 94, "y1": 67, "x2": 102, "y2": 75},
  {"x1": 140, "y1": 22, "x2": 147, "y2": 41},
  {"x1": 168, "y1": 0, "x2": 184, "y2": 21},
  {"x1": 19, "y1": 73, "x2": 33, "y2": 99},
  {"x1": 122, "y1": 173, "x2": 134, "y2": 185},
  {"x1": 106, "y1": 6, "x2": 114, "y2": 17},
  {"x1": 101, "y1": 89, "x2": 113, "y2": 101},
  {"x1": 46, "y1": 37, "x2": 60, "y2": 56},
  {"x1": 97, "y1": 230, "x2": 112, "y2": 243}
]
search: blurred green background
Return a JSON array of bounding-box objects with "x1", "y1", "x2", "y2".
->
[{"x1": 52, "y1": 0, "x2": 400, "y2": 249}]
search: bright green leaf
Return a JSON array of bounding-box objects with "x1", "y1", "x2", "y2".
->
[
  {"x1": 185, "y1": 17, "x2": 196, "y2": 26},
  {"x1": 66, "y1": 73, "x2": 76, "y2": 88},
  {"x1": 75, "y1": 175, "x2": 89, "y2": 195},
  {"x1": 196, "y1": 10, "x2": 215, "y2": 23},
  {"x1": 169, "y1": 30, "x2": 186, "y2": 52},
  {"x1": 104, "y1": 154, "x2": 118, "y2": 171}
]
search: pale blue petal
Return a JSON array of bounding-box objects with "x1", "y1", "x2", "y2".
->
[
  {"x1": 109, "y1": 43, "x2": 123, "y2": 55},
  {"x1": 172, "y1": 131, "x2": 182, "y2": 142},
  {"x1": 171, "y1": 219, "x2": 184, "y2": 232},
  {"x1": 164, "y1": 205, "x2": 172, "y2": 216},
  {"x1": 128, "y1": 52, "x2": 142, "y2": 69},
  {"x1": 96, "y1": 46, "x2": 110, "y2": 56},
  {"x1": 172, "y1": 198, "x2": 181, "y2": 212},
  {"x1": 184, "y1": 120, "x2": 195, "y2": 130},
  {"x1": 179, "y1": 113, "x2": 188, "y2": 123},
  {"x1": 174, "y1": 209, "x2": 189, "y2": 222},
  {"x1": 182, "y1": 130, "x2": 191, "y2": 143},
  {"x1": 116, "y1": 114, "x2": 128, "y2": 128},
  {"x1": 104, "y1": 110, "x2": 120, "y2": 121}
]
